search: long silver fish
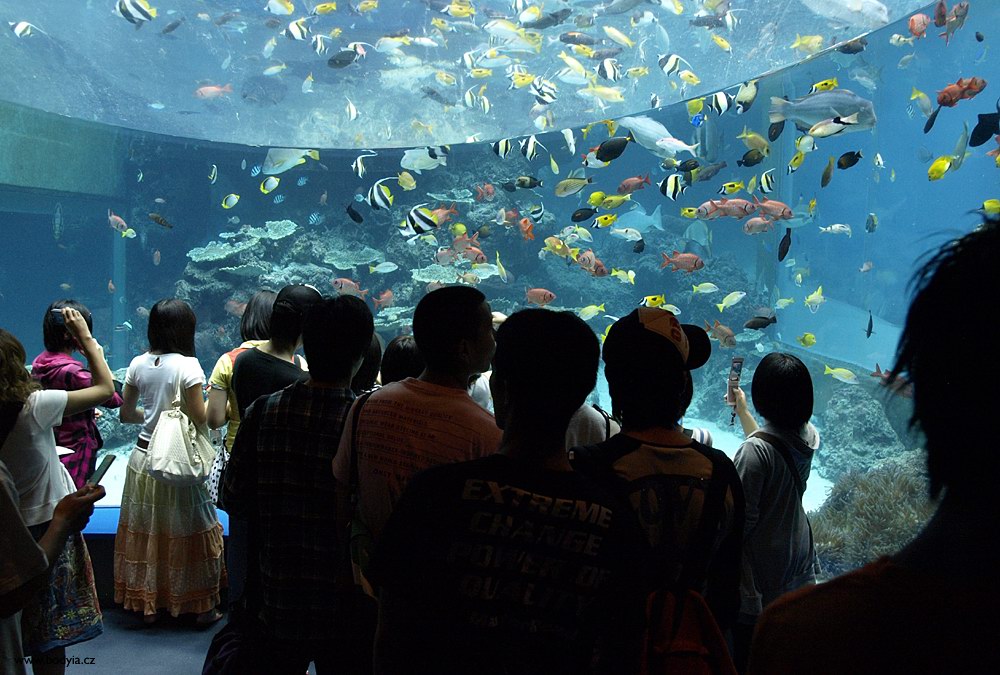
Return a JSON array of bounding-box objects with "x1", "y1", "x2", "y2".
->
[{"x1": 769, "y1": 89, "x2": 877, "y2": 133}]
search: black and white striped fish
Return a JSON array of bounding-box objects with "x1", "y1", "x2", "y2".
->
[
  {"x1": 401, "y1": 203, "x2": 439, "y2": 236},
  {"x1": 366, "y1": 177, "x2": 394, "y2": 210},
  {"x1": 8, "y1": 21, "x2": 40, "y2": 38},
  {"x1": 115, "y1": 0, "x2": 156, "y2": 27},
  {"x1": 596, "y1": 59, "x2": 622, "y2": 82},
  {"x1": 759, "y1": 168, "x2": 777, "y2": 194},
  {"x1": 492, "y1": 139, "x2": 513, "y2": 158},
  {"x1": 659, "y1": 174, "x2": 687, "y2": 201},
  {"x1": 530, "y1": 77, "x2": 558, "y2": 105},
  {"x1": 707, "y1": 91, "x2": 732, "y2": 115},
  {"x1": 311, "y1": 34, "x2": 331, "y2": 55},
  {"x1": 519, "y1": 135, "x2": 546, "y2": 161},
  {"x1": 283, "y1": 18, "x2": 310, "y2": 41},
  {"x1": 351, "y1": 152, "x2": 377, "y2": 178},
  {"x1": 657, "y1": 53, "x2": 689, "y2": 76}
]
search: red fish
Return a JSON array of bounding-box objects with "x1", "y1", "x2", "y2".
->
[
  {"x1": 434, "y1": 247, "x2": 458, "y2": 265},
  {"x1": 743, "y1": 216, "x2": 773, "y2": 235},
  {"x1": 108, "y1": 209, "x2": 128, "y2": 233},
  {"x1": 451, "y1": 232, "x2": 479, "y2": 251},
  {"x1": 590, "y1": 259, "x2": 608, "y2": 277},
  {"x1": 195, "y1": 83, "x2": 233, "y2": 99},
  {"x1": 937, "y1": 77, "x2": 987, "y2": 107},
  {"x1": 660, "y1": 250, "x2": 704, "y2": 273},
  {"x1": 704, "y1": 320, "x2": 736, "y2": 348},
  {"x1": 526, "y1": 288, "x2": 556, "y2": 306},
  {"x1": 331, "y1": 278, "x2": 368, "y2": 298},
  {"x1": 430, "y1": 203, "x2": 458, "y2": 225},
  {"x1": 372, "y1": 289, "x2": 394, "y2": 311},
  {"x1": 939, "y1": 1, "x2": 969, "y2": 45},
  {"x1": 519, "y1": 217, "x2": 535, "y2": 241},
  {"x1": 753, "y1": 196, "x2": 794, "y2": 220},
  {"x1": 705, "y1": 198, "x2": 757, "y2": 219},
  {"x1": 871, "y1": 363, "x2": 914, "y2": 398},
  {"x1": 474, "y1": 183, "x2": 496, "y2": 201},
  {"x1": 909, "y1": 13, "x2": 930, "y2": 38},
  {"x1": 107, "y1": 279, "x2": 116, "y2": 294},
  {"x1": 576, "y1": 249, "x2": 596, "y2": 271},
  {"x1": 463, "y1": 246, "x2": 487, "y2": 264},
  {"x1": 617, "y1": 173, "x2": 651, "y2": 195}
]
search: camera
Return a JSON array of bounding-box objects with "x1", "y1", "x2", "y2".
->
[{"x1": 725, "y1": 357, "x2": 744, "y2": 407}]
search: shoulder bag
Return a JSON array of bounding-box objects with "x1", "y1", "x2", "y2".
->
[{"x1": 146, "y1": 373, "x2": 216, "y2": 486}]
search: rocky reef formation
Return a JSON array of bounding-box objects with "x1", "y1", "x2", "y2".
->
[{"x1": 814, "y1": 384, "x2": 909, "y2": 482}]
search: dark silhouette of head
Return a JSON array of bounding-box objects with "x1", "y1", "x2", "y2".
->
[
  {"x1": 302, "y1": 295, "x2": 374, "y2": 383},
  {"x1": 240, "y1": 289, "x2": 277, "y2": 342},
  {"x1": 43, "y1": 300, "x2": 92, "y2": 353},
  {"x1": 603, "y1": 309, "x2": 711, "y2": 429},
  {"x1": 491, "y1": 309, "x2": 598, "y2": 434},
  {"x1": 148, "y1": 299, "x2": 197, "y2": 357},
  {"x1": 893, "y1": 219, "x2": 1000, "y2": 498},
  {"x1": 380, "y1": 335, "x2": 425, "y2": 385},
  {"x1": 270, "y1": 284, "x2": 323, "y2": 349},
  {"x1": 412, "y1": 286, "x2": 493, "y2": 377},
  {"x1": 751, "y1": 353, "x2": 814, "y2": 429}
]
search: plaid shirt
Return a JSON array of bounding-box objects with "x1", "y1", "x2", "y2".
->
[{"x1": 223, "y1": 380, "x2": 354, "y2": 642}]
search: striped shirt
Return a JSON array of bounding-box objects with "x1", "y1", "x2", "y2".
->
[
  {"x1": 223, "y1": 380, "x2": 354, "y2": 642},
  {"x1": 332, "y1": 378, "x2": 502, "y2": 543}
]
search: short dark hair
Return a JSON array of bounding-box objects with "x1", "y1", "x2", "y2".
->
[
  {"x1": 302, "y1": 296, "x2": 374, "y2": 382},
  {"x1": 380, "y1": 335, "x2": 425, "y2": 385},
  {"x1": 43, "y1": 300, "x2": 92, "y2": 352},
  {"x1": 494, "y1": 309, "x2": 598, "y2": 423},
  {"x1": 412, "y1": 286, "x2": 487, "y2": 370},
  {"x1": 604, "y1": 329, "x2": 687, "y2": 429},
  {"x1": 351, "y1": 333, "x2": 383, "y2": 394},
  {"x1": 240, "y1": 289, "x2": 277, "y2": 342},
  {"x1": 751, "y1": 353, "x2": 813, "y2": 429},
  {"x1": 148, "y1": 299, "x2": 196, "y2": 357},
  {"x1": 270, "y1": 285, "x2": 323, "y2": 347},
  {"x1": 893, "y1": 219, "x2": 999, "y2": 498}
]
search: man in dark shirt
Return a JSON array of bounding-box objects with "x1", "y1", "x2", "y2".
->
[
  {"x1": 369, "y1": 309, "x2": 647, "y2": 675},
  {"x1": 224, "y1": 295, "x2": 374, "y2": 674}
]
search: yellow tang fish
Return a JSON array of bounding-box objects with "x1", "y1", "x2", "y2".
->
[
  {"x1": 712, "y1": 35, "x2": 732, "y2": 53},
  {"x1": 679, "y1": 70, "x2": 700, "y2": 85},
  {"x1": 599, "y1": 194, "x2": 631, "y2": 209},
  {"x1": 791, "y1": 34, "x2": 824, "y2": 55},
  {"x1": 796, "y1": 332, "x2": 816, "y2": 347},
  {"x1": 809, "y1": 78, "x2": 839, "y2": 94},
  {"x1": 824, "y1": 365, "x2": 859, "y2": 384}
]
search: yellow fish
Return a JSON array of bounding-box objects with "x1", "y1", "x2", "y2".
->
[
  {"x1": 775, "y1": 298, "x2": 795, "y2": 309},
  {"x1": 397, "y1": 171, "x2": 416, "y2": 191},
  {"x1": 435, "y1": 71, "x2": 457, "y2": 86},
  {"x1": 599, "y1": 194, "x2": 632, "y2": 209},
  {"x1": 581, "y1": 84, "x2": 625, "y2": 102},
  {"x1": 928, "y1": 156, "x2": 953, "y2": 181},
  {"x1": 791, "y1": 34, "x2": 824, "y2": 55},
  {"x1": 221, "y1": 194, "x2": 240, "y2": 209},
  {"x1": 687, "y1": 98, "x2": 705, "y2": 117},
  {"x1": 450, "y1": 222, "x2": 467, "y2": 236},
  {"x1": 679, "y1": 70, "x2": 700, "y2": 85},
  {"x1": 712, "y1": 34, "x2": 732, "y2": 53},
  {"x1": 587, "y1": 191, "x2": 607, "y2": 207},
  {"x1": 809, "y1": 78, "x2": 839, "y2": 94},
  {"x1": 578, "y1": 303, "x2": 606, "y2": 321},
  {"x1": 787, "y1": 150, "x2": 805, "y2": 174},
  {"x1": 260, "y1": 176, "x2": 280, "y2": 194},
  {"x1": 808, "y1": 198, "x2": 817, "y2": 216},
  {"x1": 824, "y1": 365, "x2": 859, "y2": 384},
  {"x1": 311, "y1": 2, "x2": 337, "y2": 14},
  {"x1": 640, "y1": 294, "x2": 666, "y2": 308},
  {"x1": 358, "y1": 0, "x2": 377, "y2": 11},
  {"x1": 738, "y1": 126, "x2": 770, "y2": 155},
  {"x1": 470, "y1": 68, "x2": 492, "y2": 78},
  {"x1": 670, "y1": 0, "x2": 684, "y2": 15},
  {"x1": 717, "y1": 181, "x2": 744, "y2": 195},
  {"x1": 510, "y1": 72, "x2": 536, "y2": 88},
  {"x1": 626, "y1": 66, "x2": 649, "y2": 78},
  {"x1": 431, "y1": 17, "x2": 450, "y2": 31},
  {"x1": 611, "y1": 268, "x2": 636, "y2": 284},
  {"x1": 496, "y1": 251, "x2": 508, "y2": 284},
  {"x1": 804, "y1": 286, "x2": 826, "y2": 313},
  {"x1": 444, "y1": 2, "x2": 475, "y2": 18},
  {"x1": 680, "y1": 207, "x2": 699, "y2": 218},
  {"x1": 796, "y1": 332, "x2": 816, "y2": 347},
  {"x1": 592, "y1": 214, "x2": 618, "y2": 228},
  {"x1": 602, "y1": 25, "x2": 634, "y2": 48}
]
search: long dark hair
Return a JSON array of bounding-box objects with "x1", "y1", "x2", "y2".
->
[
  {"x1": 148, "y1": 299, "x2": 197, "y2": 357},
  {"x1": 42, "y1": 299, "x2": 92, "y2": 352},
  {"x1": 240, "y1": 289, "x2": 277, "y2": 342}
]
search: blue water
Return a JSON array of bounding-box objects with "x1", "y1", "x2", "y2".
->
[{"x1": 1, "y1": 1, "x2": 997, "y2": 513}]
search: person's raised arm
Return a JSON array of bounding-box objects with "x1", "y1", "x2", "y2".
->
[
  {"x1": 60, "y1": 308, "x2": 115, "y2": 417},
  {"x1": 734, "y1": 387, "x2": 758, "y2": 436}
]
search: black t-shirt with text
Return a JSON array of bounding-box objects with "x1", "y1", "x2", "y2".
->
[
  {"x1": 368, "y1": 454, "x2": 647, "y2": 675},
  {"x1": 231, "y1": 348, "x2": 308, "y2": 419}
]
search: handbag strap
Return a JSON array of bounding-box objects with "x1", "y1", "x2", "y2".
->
[
  {"x1": 752, "y1": 431, "x2": 807, "y2": 499},
  {"x1": 348, "y1": 391, "x2": 375, "y2": 509}
]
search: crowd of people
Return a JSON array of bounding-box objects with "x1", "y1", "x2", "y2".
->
[{"x1": 1, "y1": 220, "x2": 997, "y2": 674}]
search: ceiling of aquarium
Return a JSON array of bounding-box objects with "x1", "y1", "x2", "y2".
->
[{"x1": 2, "y1": 0, "x2": 927, "y2": 149}]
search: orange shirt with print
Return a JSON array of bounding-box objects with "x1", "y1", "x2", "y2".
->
[{"x1": 333, "y1": 378, "x2": 502, "y2": 542}]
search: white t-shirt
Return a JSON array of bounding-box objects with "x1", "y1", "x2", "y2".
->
[
  {"x1": 0, "y1": 390, "x2": 76, "y2": 527},
  {"x1": 565, "y1": 404, "x2": 621, "y2": 452},
  {"x1": 124, "y1": 353, "x2": 205, "y2": 442}
]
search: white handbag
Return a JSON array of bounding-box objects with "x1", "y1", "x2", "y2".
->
[{"x1": 145, "y1": 375, "x2": 215, "y2": 486}]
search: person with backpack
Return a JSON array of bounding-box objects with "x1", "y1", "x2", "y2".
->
[
  {"x1": 368, "y1": 309, "x2": 647, "y2": 675},
  {"x1": 572, "y1": 308, "x2": 745, "y2": 634},
  {"x1": 729, "y1": 353, "x2": 820, "y2": 671}
]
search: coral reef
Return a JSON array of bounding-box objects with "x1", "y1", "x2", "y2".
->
[
  {"x1": 815, "y1": 384, "x2": 908, "y2": 482},
  {"x1": 811, "y1": 454, "x2": 934, "y2": 579}
]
